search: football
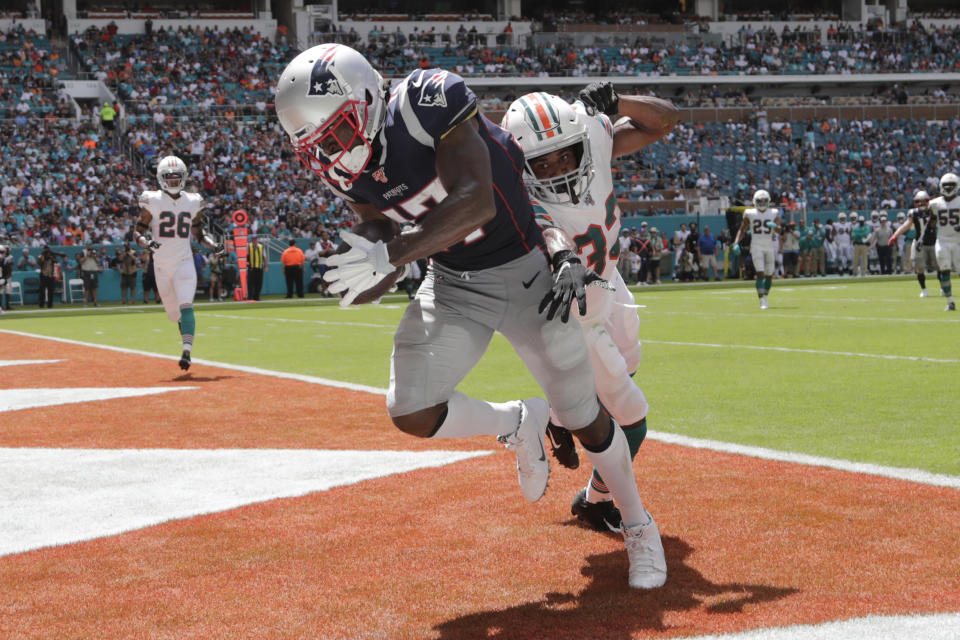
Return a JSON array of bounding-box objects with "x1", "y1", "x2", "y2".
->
[{"x1": 334, "y1": 218, "x2": 403, "y2": 305}]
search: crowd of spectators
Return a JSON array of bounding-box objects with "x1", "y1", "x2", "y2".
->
[
  {"x1": 312, "y1": 19, "x2": 960, "y2": 78},
  {"x1": 624, "y1": 115, "x2": 960, "y2": 212},
  {"x1": 0, "y1": 23, "x2": 73, "y2": 118},
  {"x1": 71, "y1": 24, "x2": 298, "y2": 118}
]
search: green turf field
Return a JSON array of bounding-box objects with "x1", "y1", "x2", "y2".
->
[{"x1": 4, "y1": 278, "x2": 959, "y2": 475}]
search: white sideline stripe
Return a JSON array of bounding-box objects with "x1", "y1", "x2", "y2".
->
[
  {"x1": 683, "y1": 613, "x2": 960, "y2": 640},
  {"x1": 0, "y1": 448, "x2": 491, "y2": 557},
  {"x1": 642, "y1": 309, "x2": 960, "y2": 324},
  {"x1": 206, "y1": 312, "x2": 396, "y2": 329},
  {"x1": 0, "y1": 359, "x2": 62, "y2": 367},
  {"x1": 0, "y1": 329, "x2": 387, "y2": 395},
  {"x1": 4, "y1": 329, "x2": 959, "y2": 489},
  {"x1": 648, "y1": 430, "x2": 960, "y2": 489},
  {"x1": 642, "y1": 339, "x2": 960, "y2": 364},
  {"x1": 0, "y1": 387, "x2": 197, "y2": 413}
]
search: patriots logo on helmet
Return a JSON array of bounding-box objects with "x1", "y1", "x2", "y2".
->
[
  {"x1": 417, "y1": 71, "x2": 448, "y2": 108},
  {"x1": 307, "y1": 47, "x2": 345, "y2": 97}
]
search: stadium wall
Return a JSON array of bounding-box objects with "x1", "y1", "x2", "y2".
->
[{"x1": 67, "y1": 18, "x2": 278, "y2": 37}]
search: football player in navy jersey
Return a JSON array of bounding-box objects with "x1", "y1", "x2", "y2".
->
[{"x1": 275, "y1": 44, "x2": 666, "y2": 589}]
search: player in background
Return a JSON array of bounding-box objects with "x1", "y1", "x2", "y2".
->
[
  {"x1": 823, "y1": 218, "x2": 837, "y2": 273},
  {"x1": 928, "y1": 172, "x2": 960, "y2": 311},
  {"x1": 135, "y1": 155, "x2": 223, "y2": 370},
  {"x1": 502, "y1": 84, "x2": 678, "y2": 535},
  {"x1": 889, "y1": 190, "x2": 937, "y2": 298},
  {"x1": 733, "y1": 190, "x2": 781, "y2": 309},
  {"x1": 834, "y1": 211, "x2": 853, "y2": 274},
  {"x1": 0, "y1": 244, "x2": 12, "y2": 315},
  {"x1": 275, "y1": 44, "x2": 666, "y2": 589}
]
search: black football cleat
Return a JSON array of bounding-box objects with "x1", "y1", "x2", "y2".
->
[
  {"x1": 546, "y1": 420, "x2": 579, "y2": 469},
  {"x1": 571, "y1": 488, "x2": 622, "y2": 532},
  {"x1": 179, "y1": 351, "x2": 191, "y2": 371}
]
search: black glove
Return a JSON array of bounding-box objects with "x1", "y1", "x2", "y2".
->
[
  {"x1": 546, "y1": 421, "x2": 579, "y2": 469},
  {"x1": 578, "y1": 81, "x2": 619, "y2": 117},
  {"x1": 539, "y1": 250, "x2": 610, "y2": 323},
  {"x1": 148, "y1": 240, "x2": 161, "y2": 251},
  {"x1": 213, "y1": 243, "x2": 225, "y2": 256}
]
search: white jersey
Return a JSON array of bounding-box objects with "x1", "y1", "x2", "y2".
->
[
  {"x1": 743, "y1": 207, "x2": 779, "y2": 249},
  {"x1": 530, "y1": 101, "x2": 620, "y2": 281},
  {"x1": 138, "y1": 190, "x2": 205, "y2": 265},
  {"x1": 835, "y1": 221, "x2": 853, "y2": 245},
  {"x1": 929, "y1": 195, "x2": 960, "y2": 244}
]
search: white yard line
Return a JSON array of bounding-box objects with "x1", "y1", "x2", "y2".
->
[
  {"x1": 682, "y1": 613, "x2": 960, "y2": 640},
  {"x1": 3, "y1": 328, "x2": 958, "y2": 489},
  {"x1": 640, "y1": 309, "x2": 960, "y2": 324},
  {"x1": 642, "y1": 339, "x2": 960, "y2": 364}
]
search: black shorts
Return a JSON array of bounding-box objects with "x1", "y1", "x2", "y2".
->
[
  {"x1": 121, "y1": 273, "x2": 138, "y2": 289},
  {"x1": 81, "y1": 271, "x2": 99, "y2": 289}
]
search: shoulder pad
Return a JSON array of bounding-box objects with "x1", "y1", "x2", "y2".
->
[{"x1": 397, "y1": 69, "x2": 477, "y2": 147}]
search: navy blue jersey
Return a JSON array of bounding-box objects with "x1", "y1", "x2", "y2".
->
[{"x1": 329, "y1": 68, "x2": 544, "y2": 271}]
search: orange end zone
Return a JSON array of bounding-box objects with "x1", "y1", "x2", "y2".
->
[{"x1": 1, "y1": 334, "x2": 958, "y2": 640}]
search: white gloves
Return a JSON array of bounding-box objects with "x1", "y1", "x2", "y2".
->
[{"x1": 323, "y1": 231, "x2": 395, "y2": 307}]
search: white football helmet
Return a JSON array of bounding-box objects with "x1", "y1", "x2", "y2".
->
[
  {"x1": 502, "y1": 92, "x2": 594, "y2": 205},
  {"x1": 837, "y1": 212, "x2": 847, "y2": 222},
  {"x1": 157, "y1": 155, "x2": 187, "y2": 195},
  {"x1": 752, "y1": 189, "x2": 770, "y2": 211},
  {"x1": 870, "y1": 210, "x2": 879, "y2": 222},
  {"x1": 940, "y1": 172, "x2": 959, "y2": 200},
  {"x1": 275, "y1": 44, "x2": 389, "y2": 186},
  {"x1": 914, "y1": 190, "x2": 930, "y2": 207}
]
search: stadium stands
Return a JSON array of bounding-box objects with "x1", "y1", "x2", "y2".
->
[{"x1": 0, "y1": 23, "x2": 72, "y2": 119}]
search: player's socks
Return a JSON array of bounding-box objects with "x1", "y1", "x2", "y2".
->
[
  {"x1": 429, "y1": 390, "x2": 520, "y2": 438},
  {"x1": 918, "y1": 272, "x2": 926, "y2": 290},
  {"x1": 755, "y1": 278, "x2": 765, "y2": 297},
  {"x1": 587, "y1": 417, "x2": 648, "y2": 503},
  {"x1": 624, "y1": 417, "x2": 648, "y2": 458},
  {"x1": 765, "y1": 276, "x2": 773, "y2": 294},
  {"x1": 939, "y1": 272, "x2": 952, "y2": 298},
  {"x1": 179, "y1": 305, "x2": 196, "y2": 351},
  {"x1": 581, "y1": 420, "x2": 647, "y2": 528}
]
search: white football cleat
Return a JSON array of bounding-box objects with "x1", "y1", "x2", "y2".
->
[
  {"x1": 759, "y1": 296, "x2": 769, "y2": 310},
  {"x1": 622, "y1": 511, "x2": 667, "y2": 589},
  {"x1": 919, "y1": 289, "x2": 929, "y2": 298},
  {"x1": 498, "y1": 397, "x2": 550, "y2": 502}
]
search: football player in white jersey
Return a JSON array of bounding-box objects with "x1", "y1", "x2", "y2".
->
[
  {"x1": 135, "y1": 155, "x2": 223, "y2": 369},
  {"x1": 834, "y1": 211, "x2": 853, "y2": 274},
  {"x1": 733, "y1": 189, "x2": 782, "y2": 309},
  {"x1": 502, "y1": 83, "x2": 677, "y2": 554},
  {"x1": 929, "y1": 172, "x2": 960, "y2": 311}
]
